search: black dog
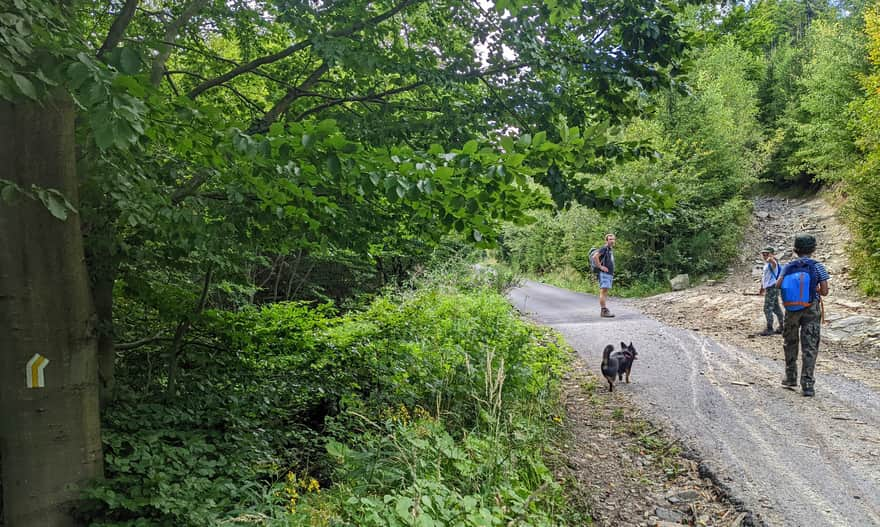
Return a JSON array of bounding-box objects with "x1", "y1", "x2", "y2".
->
[
  {"x1": 600, "y1": 342, "x2": 638, "y2": 392},
  {"x1": 615, "y1": 341, "x2": 638, "y2": 384}
]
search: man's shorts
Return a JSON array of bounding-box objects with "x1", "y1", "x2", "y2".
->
[{"x1": 598, "y1": 272, "x2": 613, "y2": 290}]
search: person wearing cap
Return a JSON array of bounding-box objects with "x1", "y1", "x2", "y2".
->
[
  {"x1": 758, "y1": 246, "x2": 784, "y2": 336},
  {"x1": 775, "y1": 234, "x2": 830, "y2": 397}
]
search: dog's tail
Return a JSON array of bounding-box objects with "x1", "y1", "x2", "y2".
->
[
  {"x1": 601, "y1": 345, "x2": 618, "y2": 392},
  {"x1": 601, "y1": 344, "x2": 614, "y2": 366}
]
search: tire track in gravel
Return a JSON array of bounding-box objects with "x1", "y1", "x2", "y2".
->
[
  {"x1": 509, "y1": 280, "x2": 880, "y2": 527},
  {"x1": 678, "y1": 332, "x2": 854, "y2": 527}
]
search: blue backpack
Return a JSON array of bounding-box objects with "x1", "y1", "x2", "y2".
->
[{"x1": 780, "y1": 258, "x2": 819, "y2": 311}]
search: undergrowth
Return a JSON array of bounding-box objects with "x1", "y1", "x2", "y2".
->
[{"x1": 80, "y1": 263, "x2": 589, "y2": 526}]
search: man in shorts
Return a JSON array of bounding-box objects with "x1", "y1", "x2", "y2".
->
[{"x1": 592, "y1": 233, "x2": 616, "y2": 318}]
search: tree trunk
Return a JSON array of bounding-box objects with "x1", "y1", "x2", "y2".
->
[
  {"x1": 166, "y1": 269, "x2": 212, "y2": 398},
  {"x1": 80, "y1": 146, "x2": 121, "y2": 407},
  {"x1": 0, "y1": 93, "x2": 103, "y2": 526},
  {"x1": 81, "y1": 207, "x2": 120, "y2": 406},
  {"x1": 93, "y1": 270, "x2": 117, "y2": 405}
]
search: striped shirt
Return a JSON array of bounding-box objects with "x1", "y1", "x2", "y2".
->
[{"x1": 814, "y1": 261, "x2": 830, "y2": 282}]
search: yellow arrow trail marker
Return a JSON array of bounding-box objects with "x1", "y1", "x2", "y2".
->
[{"x1": 26, "y1": 353, "x2": 49, "y2": 388}]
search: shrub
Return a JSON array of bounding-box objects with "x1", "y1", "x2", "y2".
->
[{"x1": 82, "y1": 278, "x2": 581, "y2": 525}]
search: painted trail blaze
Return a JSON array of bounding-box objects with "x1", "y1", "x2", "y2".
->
[{"x1": 26, "y1": 353, "x2": 49, "y2": 388}]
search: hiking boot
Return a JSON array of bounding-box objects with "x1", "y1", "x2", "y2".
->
[
  {"x1": 802, "y1": 386, "x2": 815, "y2": 397},
  {"x1": 759, "y1": 328, "x2": 774, "y2": 336},
  {"x1": 781, "y1": 378, "x2": 798, "y2": 388},
  {"x1": 600, "y1": 308, "x2": 615, "y2": 318}
]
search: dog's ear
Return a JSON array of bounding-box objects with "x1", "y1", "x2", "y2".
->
[
  {"x1": 620, "y1": 341, "x2": 626, "y2": 350},
  {"x1": 628, "y1": 342, "x2": 634, "y2": 350}
]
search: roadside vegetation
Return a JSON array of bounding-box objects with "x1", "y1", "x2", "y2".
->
[
  {"x1": 80, "y1": 262, "x2": 586, "y2": 526},
  {"x1": 501, "y1": 1, "x2": 880, "y2": 296},
  {"x1": 4, "y1": 0, "x2": 880, "y2": 524}
]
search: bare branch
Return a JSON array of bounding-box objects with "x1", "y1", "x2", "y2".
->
[
  {"x1": 479, "y1": 76, "x2": 530, "y2": 133},
  {"x1": 187, "y1": 0, "x2": 423, "y2": 98},
  {"x1": 158, "y1": 40, "x2": 240, "y2": 66},
  {"x1": 249, "y1": 62, "x2": 330, "y2": 133},
  {"x1": 165, "y1": 71, "x2": 181, "y2": 96},
  {"x1": 116, "y1": 332, "x2": 165, "y2": 351},
  {"x1": 151, "y1": 0, "x2": 210, "y2": 87},
  {"x1": 292, "y1": 80, "x2": 426, "y2": 121},
  {"x1": 166, "y1": 268, "x2": 213, "y2": 397},
  {"x1": 171, "y1": 172, "x2": 211, "y2": 205},
  {"x1": 134, "y1": 37, "x2": 299, "y2": 89},
  {"x1": 287, "y1": 61, "x2": 529, "y2": 121},
  {"x1": 167, "y1": 70, "x2": 264, "y2": 113},
  {"x1": 97, "y1": 0, "x2": 139, "y2": 59}
]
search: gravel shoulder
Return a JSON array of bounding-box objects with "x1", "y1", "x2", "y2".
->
[{"x1": 555, "y1": 357, "x2": 748, "y2": 527}]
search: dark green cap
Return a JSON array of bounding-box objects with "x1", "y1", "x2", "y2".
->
[
  {"x1": 761, "y1": 246, "x2": 774, "y2": 254},
  {"x1": 794, "y1": 234, "x2": 816, "y2": 251}
]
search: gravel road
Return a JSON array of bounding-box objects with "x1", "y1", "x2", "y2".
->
[{"x1": 509, "y1": 280, "x2": 880, "y2": 527}]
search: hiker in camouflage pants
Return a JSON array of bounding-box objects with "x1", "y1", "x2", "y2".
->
[
  {"x1": 782, "y1": 302, "x2": 822, "y2": 393},
  {"x1": 759, "y1": 246, "x2": 784, "y2": 336},
  {"x1": 777, "y1": 234, "x2": 830, "y2": 397}
]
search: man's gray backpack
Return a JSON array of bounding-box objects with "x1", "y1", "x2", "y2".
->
[{"x1": 588, "y1": 247, "x2": 601, "y2": 273}]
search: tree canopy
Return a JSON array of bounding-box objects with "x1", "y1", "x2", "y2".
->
[{"x1": 0, "y1": 0, "x2": 696, "y2": 523}]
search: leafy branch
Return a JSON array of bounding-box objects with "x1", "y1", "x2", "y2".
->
[
  {"x1": 186, "y1": 0, "x2": 424, "y2": 98},
  {"x1": 0, "y1": 179, "x2": 78, "y2": 220}
]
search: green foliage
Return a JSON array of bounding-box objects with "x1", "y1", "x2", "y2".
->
[
  {"x1": 305, "y1": 417, "x2": 569, "y2": 526},
  {"x1": 502, "y1": 206, "x2": 608, "y2": 276},
  {"x1": 0, "y1": 180, "x2": 78, "y2": 220},
  {"x1": 845, "y1": 4, "x2": 880, "y2": 294},
  {"x1": 6, "y1": 0, "x2": 696, "y2": 338},
  {"x1": 0, "y1": 0, "x2": 67, "y2": 101},
  {"x1": 500, "y1": 38, "x2": 762, "y2": 289},
  {"x1": 778, "y1": 18, "x2": 866, "y2": 183},
  {"x1": 662, "y1": 40, "x2": 765, "y2": 199},
  {"x1": 82, "y1": 302, "x2": 336, "y2": 525},
  {"x1": 717, "y1": 0, "x2": 816, "y2": 54},
  {"x1": 757, "y1": 40, "x2": 803, "y2": 127},
  {"x1": 501, "y1": 210, "x2": 572, "y2": 275},
  {"x1": 83, "y1": 276, "x2": 581, "y2": 525}
]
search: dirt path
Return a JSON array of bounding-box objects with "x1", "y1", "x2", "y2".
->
[
  {"x1": 510, "y1": 279, "x2": 880, "y2": 526},
  {"x1": 635, "y1": 195, "x2": 880, "y2": 390},
  {"x1": 511, "y1": 195, "x2": 880, "y2": 526}
]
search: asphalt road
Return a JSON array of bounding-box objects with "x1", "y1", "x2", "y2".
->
[{"x1": 509, "y1": 280, "x2": 880, "y2": 527}]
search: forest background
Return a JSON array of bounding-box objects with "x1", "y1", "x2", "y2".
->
[{"x1": 1, "y1": 0, "x2": 880, "y2": 525}]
